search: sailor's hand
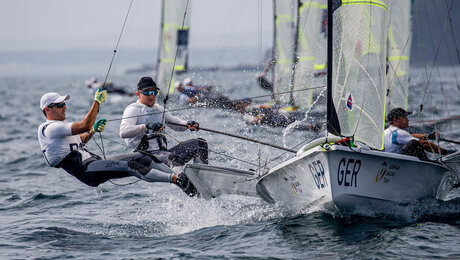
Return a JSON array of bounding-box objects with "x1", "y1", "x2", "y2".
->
[
  {"x1": 146, "y1": 122, "x2": 163, "y2": 132},
  {"x1": 427, "y1": 132, "x2": 439, "y2": 140},
  {"x1": 94, "y1": 88, "x2": 107, "y2": 104},
  {"x1": 443, "y1": 149, "x2": 457, "y2": 155},
  {"x1": 187, "y1": 121, "x2": 199, "y2": 131},
  {"x1": 93, "y1": 119, "x2": 107, "y2": 133}
]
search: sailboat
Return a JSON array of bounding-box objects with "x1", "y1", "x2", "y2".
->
[
  {"x1": 255, "y1": 0, "x2": 455, "y2": 214},
  {"x1": 155, "y1": 0, "x2": 191, "y2": 94},
  {"x1": 246, "y1": 0, "x2": 328, "y2": 128}
]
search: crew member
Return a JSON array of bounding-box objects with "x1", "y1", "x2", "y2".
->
[
  {"x1": 384, "y1": 107, "x2": 453, "y2": 160},
  {"x1": 37, "y1": 90, "x2": 189, "y2": 189},
  {"x1": 120, "y1": 76, "x2": 209, "y2": 196}
]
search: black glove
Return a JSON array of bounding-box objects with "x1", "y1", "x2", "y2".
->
[
  {"x1": 427, "y1": 132, "x2": 439, "y2": 140},
  {"x1": 175, "y1": 173, "x2": 198, "y2": 197},
  {"x1": 444, "y1": 149, "x2": 457, "y2": 155},
  {"x1": 187, "y1": 120, "x2": 199, "y2": 131},
  {"x1": 146, "y1": 122, "x2": 163, "y2": 132}
]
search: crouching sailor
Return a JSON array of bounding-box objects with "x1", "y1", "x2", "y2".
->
[
  {"x1": 384, "y1": 107, "x2": 454, "y2": 160},
  {"x1": 37, "y1": 89, "x2": 189, "y2": 189},
  {"x1": 120, "y1": 76, "x2": 209, "y2": 196}
]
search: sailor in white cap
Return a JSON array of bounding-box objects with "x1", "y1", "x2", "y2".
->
[{"x1": 37, "y1": 88, "x2": 189, "y2": 190}]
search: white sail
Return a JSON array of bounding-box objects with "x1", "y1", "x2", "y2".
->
[
  {"x1": 331, "y1": 0, "x2": 390, "y2": 150},
  {"x1": 156, "y1": 0, "x2": 191, "y2": 94},
  {"x1": 386, "y1": 0, "x2": 412, "y2": 111},
  {"x1": 273, "y1": 0, "x2": 298, "y2": 104},
  {"x1": 292, "y1": 0, "x2": 328, "y2": 108}
]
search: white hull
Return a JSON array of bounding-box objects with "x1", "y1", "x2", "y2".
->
[
  {"x1": 184, "y1": 164, "x2": 258, "y2": 199},
  {"x1": 256, "y1": 145, "x2": 451, "y2": 213}
]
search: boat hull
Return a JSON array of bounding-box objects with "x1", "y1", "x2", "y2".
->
[
  {"x1": 184, "y1": 164, "x2": 258, "y2": 199},
  {"x1": 256, "y1": 145, "x2": 450, "y2": 213}
]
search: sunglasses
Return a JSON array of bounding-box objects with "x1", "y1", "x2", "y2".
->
[
  {"x1": 48, "y1": 102, "x2": 66, "y2": 108},
  {"x1": 142, "y1": 90, "x2": 160, "y2": 96}
]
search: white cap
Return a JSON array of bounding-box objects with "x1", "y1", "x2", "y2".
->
[
  {"x1": 183, "y1": 77, "x2": 192, "y2": 85},
  {"x1": 174, "y1": 81, "x2": 182, "y2": 88},
  {"x1": 40, "y1": 92, "x2": 70, "y2": 111}
]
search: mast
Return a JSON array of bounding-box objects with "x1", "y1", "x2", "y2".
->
[
  {"x1": 155, "y1": 0, "x2": 166, "y2": 81},
  {"x1": 326, "y1": 0, "x2": 341, "y2": 135}
]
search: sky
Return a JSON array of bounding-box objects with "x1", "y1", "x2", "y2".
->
[{"x1": 0, "y1": 0, "x2": 273, "y2": 52}]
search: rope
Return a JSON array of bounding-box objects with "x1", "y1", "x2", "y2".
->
[
  {"x1": 101, "y1": 0, "x2": 134, "y2": 89},
  {"x1": 161, "y1": 131, "x2": 268, "y2": 167}
]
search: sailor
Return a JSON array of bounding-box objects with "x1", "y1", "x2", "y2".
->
[
  {"x1": 256, "y1": 60, "x2": 275, "y2": 92},
  {"x1": 120, "y1": 76, "x2": 209, "y2": 196},
  {"x1": 384, "y1": 107, "x2": 454, "y2": 160},
  {"x1": 37, "y1": 89, "x2": 188, "y2": 189}
]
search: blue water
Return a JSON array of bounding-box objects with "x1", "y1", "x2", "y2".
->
[{"x1": 1, "y1": 67, "x2": 460, "y2": 259}]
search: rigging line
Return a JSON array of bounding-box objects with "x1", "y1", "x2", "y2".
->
[
  {"x1": 105, "y1": 86, "x2": 326, "y2": 123},
  {"x1": 168, "y1": 129, "x2": 267, "y2": 161},
  {"x1": 419, "y1": 0, "x2": 451, "y2": 115},
  {"x1": 167, "y1": 122, "x2": 296, "y2": 153},
  {"x1": 161, "y1": 0, "x2": 190, "y2": 123},
  {"x1": 109, "y1": 179, "x2": 141, "y2": 186},
  {"x1": 99, "y1": 132, "x2": 106, "y2": 159},
  {"x1": 101, "y1": 0, "x2": 134, "y2": 89},
  {"x1": 161, "y1": 132, "x2": 263, "y2": 167}
]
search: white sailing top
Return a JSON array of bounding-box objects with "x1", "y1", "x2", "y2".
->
[
  {"x1": 384, "y1": 125, "x2": 418, "y2": 154},
  {"x1": 38, "y1": 120, "x2": 92, "y2": 167},
  {"x1": 120, "y1": 101, "x2": 187, "y2": 150}
]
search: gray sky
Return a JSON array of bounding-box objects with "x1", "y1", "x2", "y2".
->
[{"x1": 0, "y1": 0, "x2": 273, "y2": 52}]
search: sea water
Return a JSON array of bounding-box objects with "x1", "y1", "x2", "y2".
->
[{"x1": 0, "y1": 67, "x2": 459, "y2": 259}]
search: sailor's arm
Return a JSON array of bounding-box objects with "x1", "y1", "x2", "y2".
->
[
  {"x1": 119, "y1": 106, "x2": 148, "y2": 138},
  {"x1": 164, "y1": 111, "x2": 188, "y2": 131},
  {"x1": 412, "y1": 133, "x2": 427, "y2": 140},
  {"x1": 418, "y1": 139, "x2": 449, "y2": 155},
  {"x1": 73, "y1": 89, "x2": 106, "y2": 140}
]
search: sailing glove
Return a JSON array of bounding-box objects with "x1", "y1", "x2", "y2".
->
[
  {"x1": 93, "y1": 119, "x2": 107, "y2": 133},
  {"x1": 94, "y1": 88, "x2": 107, "y2": 104},
  {"x1": 146, "y1": 122, "x2": 163, "y2": 132},
  {"x1": 187, "y1": 121, "x2": 199, "y2": 131},
  {"x1": 427, "y1": 132, "x2": 439, "y2": 140}
]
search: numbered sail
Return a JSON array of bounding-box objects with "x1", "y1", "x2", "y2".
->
[
  {"x1": 273, "y1": 0, "x2": 298, "y2": 104},
  {"x1": 386, "y1": 0, "x2": 411, "y2": 111},
  {"x1": 330, "y1": 0, "x2": 390, "y2": 150},
  {"x1": 156, "y1": 0, "x2": 191, "y2": 94},
  {"x1": 292, "y1": 0, "x2": 327, "y2": 109}
]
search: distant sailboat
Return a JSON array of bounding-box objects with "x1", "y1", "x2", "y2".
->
[{"x1": 155, "y1": 0, "x2": 191, "y2": 94}]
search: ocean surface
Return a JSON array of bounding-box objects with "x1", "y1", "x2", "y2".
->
[{"x1": 1, "y1": 67, "x2": 460, "y2": 259}]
